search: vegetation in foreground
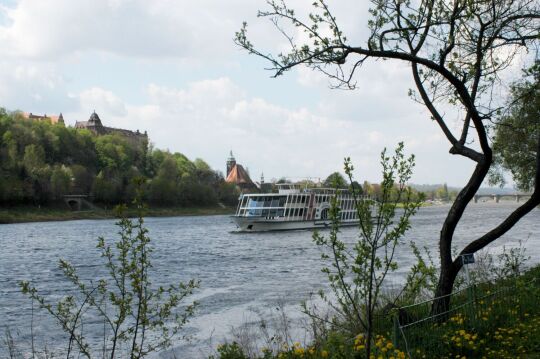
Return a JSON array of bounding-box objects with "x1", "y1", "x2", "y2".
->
[
  {"x1": 211, "y1": 265, "x2": 540, "y2": 359},
  {"x1": 9, "y1": 188, "x2": 199, "y2": 359}
]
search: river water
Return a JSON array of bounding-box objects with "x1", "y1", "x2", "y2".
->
[{"x1": 0, "y1": 203, "x2": 539, "y2": 358}]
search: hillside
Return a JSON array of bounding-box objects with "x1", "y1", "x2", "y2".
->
[{"x1": 0, "y1": 109, "x2": 238, "y2": 208}]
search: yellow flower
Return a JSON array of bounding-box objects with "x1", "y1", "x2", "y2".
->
[
  {"x1": 321, "y1": 350, "x2": 329, "y2": 358},
  {"x1": 294, "y1": 346, "x2": 305, "y2": 356}
]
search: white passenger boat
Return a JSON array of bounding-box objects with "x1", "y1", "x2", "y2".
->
[{"x1": 232, "y1": 183, "x2": 369, "y2": 232}]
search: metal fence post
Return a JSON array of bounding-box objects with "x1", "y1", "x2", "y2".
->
[{"x1": 393, "y1": 311, "x2": 400, "y2": 349}]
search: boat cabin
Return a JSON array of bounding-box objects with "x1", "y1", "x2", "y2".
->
[{"x1": 234, "y1": 184, "x2": 364, "y2": 222}]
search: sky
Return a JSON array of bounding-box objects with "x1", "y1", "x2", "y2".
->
[{"x1": 0, "y1": 0, "x2": 523, "y2": 186}]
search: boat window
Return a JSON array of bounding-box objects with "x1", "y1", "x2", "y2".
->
[
  {"x1": 299, "y1": 208, "x2": 304, "y2": 217},
  {"x1": 277, "y1": 209, "x2": 284, "y2": 217}
]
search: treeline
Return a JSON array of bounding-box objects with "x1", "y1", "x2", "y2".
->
[
  {"x1": 321, "y1": 171, "x2": 429, "y2": 202},
  {"x1": 0, "y1": 109, "x2": 238, "y2": 207}
]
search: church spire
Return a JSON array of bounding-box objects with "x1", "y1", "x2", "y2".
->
[{"x1": 226, "y1": 150, "x2": 237, "y2": 177}]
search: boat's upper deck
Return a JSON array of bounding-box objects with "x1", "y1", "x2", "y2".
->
[{"x1": 272, "y1": 183, "x2": 350, "y2": 195}]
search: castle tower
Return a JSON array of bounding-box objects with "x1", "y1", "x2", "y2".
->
[
  {"x1": 88, "y1": 111, "x2": 103, "y2": 127},
  {"x1": 226, "y1": 150, "x2": 236, "y2": 177}
]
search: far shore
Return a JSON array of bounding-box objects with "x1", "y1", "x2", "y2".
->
[
  {"x1": 0, "y1": 205, "x2": 235, "y2": 224},
  {"x1": 2, "y1": 199, "x2": 520, "y2": 225}
]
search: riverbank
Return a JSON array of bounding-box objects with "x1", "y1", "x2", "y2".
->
[
  {"x1": 0, "y1": 205, "x2": 235, "y2": 224},
  {"x1": 213, "y1": 264, "x2": 540, "y2": 358}
]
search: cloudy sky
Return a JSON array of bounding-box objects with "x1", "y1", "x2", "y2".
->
[{"x1": 0, "y1": 0, "x2": 522, "y2": 186}]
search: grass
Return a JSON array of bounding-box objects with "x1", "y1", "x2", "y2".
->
[
  {"x1": 398, "y1": 266, "x2": 540, "y2": 358},
  {"x1": 211, "y1": 265, "x2": 540, "y2": 359},
  {"x1": 0, "y1": 204, "x2": 234, "y2": 224}
]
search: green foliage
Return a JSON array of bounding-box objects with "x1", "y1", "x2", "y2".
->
[
  {"x1": 310, "y1": 143, "x2": 422, "y2": 358},
  {"x1": 50, "y1": 165, "x2": 72, "y2": 200},
  {"x1": 399, "y1": 242, "x2": 438, "y2": 304},
  {"x1": 322, "y1": 172, "x2": 347, "y2": 188},
  {"x1": 211, "y1": 342, "x2": 249, "y2": 359},
  {"x1": 490, "y1": 62, "x2": 539, "y2": 192},
  {"x1": 0, "y1": 109, "x2": 233, "y2": 207},
  {"x1": 23, "y1": 144, "x2": 46, "y2": 173},
  {"x1": 19, "y1": 190, "x2": 199, "y2": 358}
]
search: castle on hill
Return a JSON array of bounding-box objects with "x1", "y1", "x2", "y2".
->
[
  {"x1": 21, "y1": 110, "x2": 148, "y2": 147},
  {"x1": 22, "y1": 112, "x2": 65, "y2": 125},
  {"x1": 75, "y1": 111, "x2": 147, "y2": 145}
]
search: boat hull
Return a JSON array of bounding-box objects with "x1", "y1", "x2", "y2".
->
[{"x1": 231, "y1": 216, "x2": 359, "y2": 232}]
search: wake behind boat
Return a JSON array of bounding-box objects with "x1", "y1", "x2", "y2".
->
[{"x1": 231, "y1": 183, "x2": 369, "y2": 232}]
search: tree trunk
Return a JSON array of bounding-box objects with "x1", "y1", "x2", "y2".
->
[
  {"x1": 431, "y1": 159, "x2": 491, "y2": 314},
  {"x1": 432, "y1": 127, "x2": 540, "y2": 316},
  {"x1": 432, "y1": 261, "x2": 461, "y2": 317}
]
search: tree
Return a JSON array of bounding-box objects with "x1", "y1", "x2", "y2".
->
[
  {"x1": 23, "y1": 144, "x2": 45, "y2": 174},
  {"x1": 236, "y1": 0, "x2": 540, "y2": 312},
  {"x1": 50, "y1": 165, "x2": 72, "y2": 200},
  {"x1": 323, "y1": 171, "x2": 348, "y2": 188},
  {"x1": 311, "y1": 143, "x2": 421, "y2": 357},
  {"x1": 149, "y1": 156, "x2": 181, "y2": 205},
  {"x1": 490, "y1": 61, "x2": 540, "y2": 192},
  {"x1": 20, "y1": 192, "x2": 198, "y2": 358},
  {"x1": 350, "y1": 180, "x2": 363, "y2": 196}
]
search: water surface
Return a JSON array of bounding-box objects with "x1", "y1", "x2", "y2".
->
[{"x1": 0, "y1": 202, "x2": 538, "y2": 357}]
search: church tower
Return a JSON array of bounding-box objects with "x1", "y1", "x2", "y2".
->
[{"x1": 226, "y1": 150, "x2": 236, "y2": 177}]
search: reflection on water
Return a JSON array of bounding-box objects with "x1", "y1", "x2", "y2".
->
[{"x1": 0, "y1": 203, "x2": 538, "y2": 357}]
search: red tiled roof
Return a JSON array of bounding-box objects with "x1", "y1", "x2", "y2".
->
[{"x1": 226, "y1": 164, "x2": 254, "y2": 185}]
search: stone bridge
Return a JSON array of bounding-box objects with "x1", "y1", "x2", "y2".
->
[
  {"x1": 473, "y1": 193, "x2": 533, "y2": 203},
  {"x1": 63, "y1": 194, "x2": 96, "y2": 211}
]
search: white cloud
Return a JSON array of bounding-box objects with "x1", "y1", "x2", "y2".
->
[
  {"x1": 0, "y1": 0, "x2": 263, "y2": 61},
  {"x1": 0, "y1": 61, "x2": 77, "y2": 112},
  {"x1": 0, "y1": 0, "x2": 494, "y2": 186},
  {"x1": 78, "y1": 87, "x2": 127, "y2": 116},
  {"x1": 62, "y1": 77, "x2": 475, "y2": 185}
]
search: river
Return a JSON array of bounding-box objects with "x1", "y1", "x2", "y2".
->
[{"x1": 0, "y1": 202, "x2": 539, "y2": 358}]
